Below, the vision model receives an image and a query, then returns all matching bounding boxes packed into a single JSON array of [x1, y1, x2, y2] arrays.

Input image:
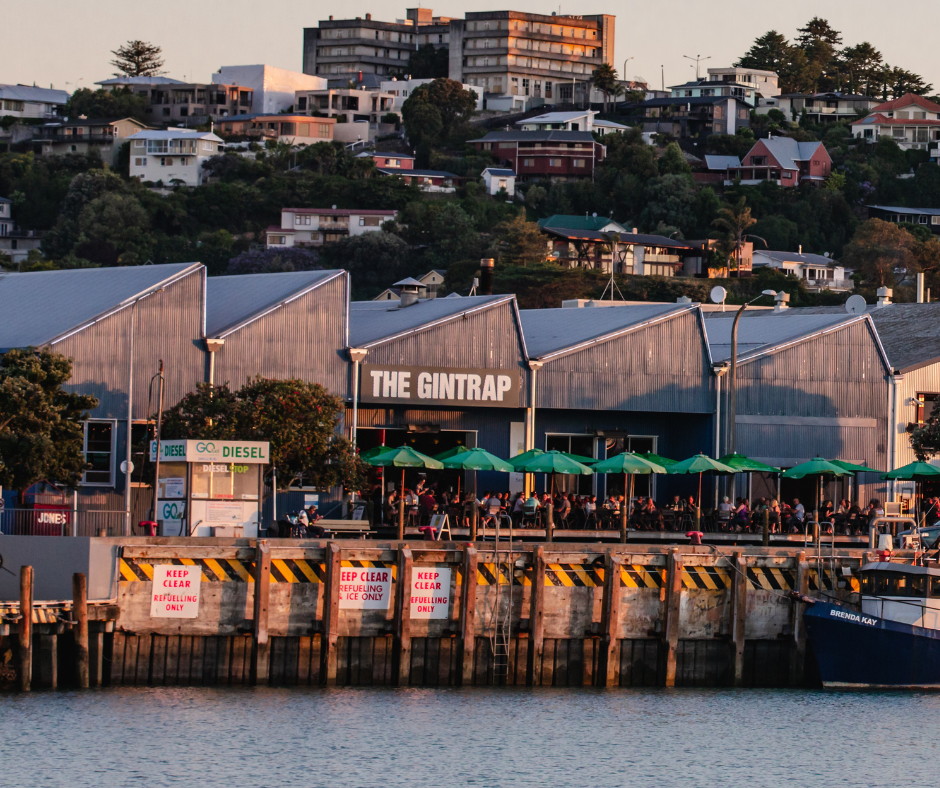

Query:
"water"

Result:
[[2, 687, 939, 787]]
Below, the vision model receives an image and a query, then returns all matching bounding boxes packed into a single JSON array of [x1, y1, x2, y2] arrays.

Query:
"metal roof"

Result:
[[704, 313, 860, 363], [348, 295, 511, 348], [470, 130, 598, 143], [0, 263, 201, 350], [205, 270, 344, 338], [0, 196, 10, 204], [483, 168, 516, 176], [868, 205, 940, 216], [377, 168, 458, 178], [96, 76, 186, 86], [704, 154, 741, 170], [126, 129, 223, 142], [750, 137, 825, 171], [867, 303, 940, 371], [521, 303, 692, 359], [753, 250, 837, 267], [538, 215, 626, 232], [540, 226, 695, 250], [515, 111, 593, 124], [0, 84, 69, 104]]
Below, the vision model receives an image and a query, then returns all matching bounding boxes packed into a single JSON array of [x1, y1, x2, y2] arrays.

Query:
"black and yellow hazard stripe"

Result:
[[746, 566, 796, 591], [0, 603, 68, 625], [118, 557, 393, 584], [682, 565, 732, 590], [620, 565, 665, 589]]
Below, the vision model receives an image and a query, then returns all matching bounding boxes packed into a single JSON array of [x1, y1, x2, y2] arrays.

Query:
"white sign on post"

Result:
[[410, 567, 451, 619], [150, 565, 201, 618], [338, 566, 392, 609]]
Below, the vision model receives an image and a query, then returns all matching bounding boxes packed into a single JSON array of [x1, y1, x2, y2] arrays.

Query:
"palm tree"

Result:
[[591, 63, 619, 113], [712, 197, 757, 275]]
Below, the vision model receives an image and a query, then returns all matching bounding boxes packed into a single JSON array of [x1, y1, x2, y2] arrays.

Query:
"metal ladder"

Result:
[[490, 514, 515, 678]]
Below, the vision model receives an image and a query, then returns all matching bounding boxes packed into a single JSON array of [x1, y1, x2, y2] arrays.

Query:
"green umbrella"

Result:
[[359, 445, 390, 460], [883, 462, 940, 525], [829, 460, 880, 474], [509, 448, 545, 471], [636, 451, 678, 467], [668, 454, 737, 508], [363, 446, 443, 539], [593, 452, 667, 541], [432, 445, 471, 462], [719, 453, 781, 473], [514, 450, 593, 501], [441, 447, 514, 473], [561, 451, 598, 465], [782, 458, 852, 517]]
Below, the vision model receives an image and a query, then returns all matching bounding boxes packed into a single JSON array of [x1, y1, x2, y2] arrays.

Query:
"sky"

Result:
[[6, 0, 940, 93]]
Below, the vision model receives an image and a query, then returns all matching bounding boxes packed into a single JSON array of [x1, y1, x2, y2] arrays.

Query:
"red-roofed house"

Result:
[[726, 136, 831, 187], [851, 93, 940, 151], [266, 208, 398, 249]]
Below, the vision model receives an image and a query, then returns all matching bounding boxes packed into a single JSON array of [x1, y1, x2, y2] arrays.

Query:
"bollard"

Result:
[[73, 573, 89, 689], [545, 503, 554, 542], [762, 508, 770, 547], [619, 504, 628, 544], [470, 504, 478, 541], [19, 566, 33, 692], [97, 527, 107, 538]]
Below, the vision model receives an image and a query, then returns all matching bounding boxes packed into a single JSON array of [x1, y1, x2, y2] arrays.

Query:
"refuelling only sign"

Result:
[[150, 565, 202, 618], [411, 567, 451, 619], [339, 566, 392, 609]]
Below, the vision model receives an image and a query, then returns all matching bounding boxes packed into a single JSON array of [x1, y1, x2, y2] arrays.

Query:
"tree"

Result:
[[841, 218, 915, 286], [735, 31, 794, 75], [658, 142, 691, 176], [401, 79, 476, 145], [226, 247, 321, 274], [639, 174, 697, 232], [401, 99, 443, 150], [161, 379, 365, 491], [712, 197, 757, 274], [408, 45, 449, 79], [64, 86, 150, 122], [319, 231, 410, 298], [591, 63, 618, 113], [74, 192, 153, 265], [110, 40, 165, 77], [0, 348, 98, 495], [490, 215, 546, 267], [839, 42, 884, 96]]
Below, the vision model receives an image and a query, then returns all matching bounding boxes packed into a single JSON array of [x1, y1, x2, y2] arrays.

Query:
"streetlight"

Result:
[[683, 54, 711, 80], [623, 56, 634, 82], [728, 290, 778, 456]]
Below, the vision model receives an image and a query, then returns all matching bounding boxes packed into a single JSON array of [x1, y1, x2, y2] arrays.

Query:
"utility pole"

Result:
[[150, 361, 165, 523], [729, 291, 777, 455], [683, 54, 712, 80]]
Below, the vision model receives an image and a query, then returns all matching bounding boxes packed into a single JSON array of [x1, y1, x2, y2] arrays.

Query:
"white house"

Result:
[[213, 65, 327, 114], [852, 93, 940, 152], [0, 84, 68, 119], [752, 249, 852, 292], [379, 77, 483, 113], [516, 110, 596, 132], [266, 207, 398, 249], [126, 129, 223, 187], [0, 196, 42, 266], [482, 167, 515, 197]]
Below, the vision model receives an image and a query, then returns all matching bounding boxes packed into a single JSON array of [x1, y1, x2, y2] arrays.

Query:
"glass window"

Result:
[[931, 577, 940, 597], [83, 421, 114, 485], [191, 462, 259, 501]]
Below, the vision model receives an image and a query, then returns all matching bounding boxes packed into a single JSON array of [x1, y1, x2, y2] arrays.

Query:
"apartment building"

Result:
[[96, 76, 254, 123], [31, 117, 149, 165], [0, 196, 42, 265], [212, 65, 326, 113], [706, 67, 780, 98], [0, 84, 68, 119], [266, 208, 398, 248], [216, 114, 335, 144], [470, 129, 605, 182], [127, 129, 223, 187], [295, 87, 396, 123]]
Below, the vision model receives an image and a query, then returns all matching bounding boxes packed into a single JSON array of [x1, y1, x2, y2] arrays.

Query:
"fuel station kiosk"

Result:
[[151, 440, 270, 537]]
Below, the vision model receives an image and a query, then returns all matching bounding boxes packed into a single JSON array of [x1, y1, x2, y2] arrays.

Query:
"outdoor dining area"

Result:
[[356, 443, 907, 542]]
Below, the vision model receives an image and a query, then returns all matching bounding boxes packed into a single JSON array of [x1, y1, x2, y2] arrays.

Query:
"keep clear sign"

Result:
[[150, 564, 202, 618], [411, 567, 452, 619], [339, 566, 392, 609]]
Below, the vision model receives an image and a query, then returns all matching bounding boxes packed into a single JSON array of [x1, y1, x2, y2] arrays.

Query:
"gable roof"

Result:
[[745, 137, 826, 171], [516, 111, 593, 125], [0, 263, 202, 350], [537, 214, 625, 232], [855, 112, 940, 126], [520, 303, 695, 360], [868, 205, 940, 217], [753, 250, 837, 267], [0, 84, 69, 104], [205, 270, 345, 338], [483, 168, 516, 177], [349, 295, 512, 348], [126, 129, 223, 142], [871, 93, 940, 114], [704, 154, 741, 171]]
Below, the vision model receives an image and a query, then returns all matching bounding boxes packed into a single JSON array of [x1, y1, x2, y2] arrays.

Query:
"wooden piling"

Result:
[[398, 499, 405, 541], [545, 505, 554, 542], [458, 546, 478, 686], [393, 547, 414, 686], [619, 507, 628, 544], [599, 552, 622, 687], [18, 565, 33, 692], [73, 573, 89, 689], [663, 548, 682, 688], [526, 545, 546, 686], [730, 550, 747, 687], [39, 635, 58, 689], [469, 505, 478, 542], [249, 540, 271, 685], [762, 509, 770, 546], [790, 551, 810, 686], [322, 543, 342, 686]]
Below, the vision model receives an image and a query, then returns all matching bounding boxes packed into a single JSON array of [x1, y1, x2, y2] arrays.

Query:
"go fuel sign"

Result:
[[151, 440, 270, 464]]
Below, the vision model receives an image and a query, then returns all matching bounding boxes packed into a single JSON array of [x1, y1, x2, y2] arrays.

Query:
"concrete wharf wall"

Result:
[[0, 539, 872, 691]]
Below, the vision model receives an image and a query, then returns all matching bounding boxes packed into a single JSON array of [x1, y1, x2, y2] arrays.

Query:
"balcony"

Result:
[[643, 253, 681, 264], [804, 278, 853, 292]]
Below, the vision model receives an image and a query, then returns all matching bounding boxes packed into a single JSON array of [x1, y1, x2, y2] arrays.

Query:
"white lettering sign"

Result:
[[362, 365, 519, 408], [410, 567, 451, 619], [150, 565, 201, 618], [339, 567, 392, 609], [158, 440, 270, 463]]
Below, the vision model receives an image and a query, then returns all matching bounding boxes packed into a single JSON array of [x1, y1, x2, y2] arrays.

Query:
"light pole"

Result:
[[622, 56, 634, 83], [728, 290, 778, 456], [683, 54, 711, 80]]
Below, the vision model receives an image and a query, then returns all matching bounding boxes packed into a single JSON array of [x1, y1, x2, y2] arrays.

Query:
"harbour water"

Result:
[[2, 687, 940, 787]]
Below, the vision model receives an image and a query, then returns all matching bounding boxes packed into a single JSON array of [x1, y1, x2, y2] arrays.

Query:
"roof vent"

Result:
[[877, 286, 893, 308], [676, 296, 692, 304], [394, 277, 424, 308], [774, 291, 790, 312]]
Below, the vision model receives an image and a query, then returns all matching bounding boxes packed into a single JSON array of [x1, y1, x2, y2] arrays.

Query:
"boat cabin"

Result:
[[859, 562, 940, 629]]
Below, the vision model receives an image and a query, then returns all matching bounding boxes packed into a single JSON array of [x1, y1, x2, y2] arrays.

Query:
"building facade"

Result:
[[0, 84, 68, 119], [728, 137, 831, 187], [212, 65, 327, 114], [470, 130, 605, 182], [752, 250, 851, 292], [295, 87, 396, 123], [96, 76, 254, 124], [31, 117, 149, 165], [266, 208, 398, 249], [127, 130, 223, 187], [215, 114, 335, 145], [0, 196, 42, 265], [852, 93, 940, 151]]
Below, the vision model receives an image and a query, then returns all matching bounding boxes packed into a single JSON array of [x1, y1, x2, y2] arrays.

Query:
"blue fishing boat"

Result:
[[804, 561, 940, 689]]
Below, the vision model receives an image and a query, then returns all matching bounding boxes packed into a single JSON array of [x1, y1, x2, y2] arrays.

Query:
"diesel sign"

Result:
[[361, 364, 521, 408]]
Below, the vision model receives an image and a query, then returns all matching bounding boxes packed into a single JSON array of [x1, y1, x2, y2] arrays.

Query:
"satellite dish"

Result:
[[845, 294, 867, 315], [592, 212, 597, 218], [709, 285, 727, 304]]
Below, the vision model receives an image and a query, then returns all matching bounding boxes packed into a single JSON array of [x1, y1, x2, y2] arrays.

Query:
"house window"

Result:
[[160, 157, 173, 166], [893, 128, 905, 138], [523, 158, 535, 166], [298, 97, 307, 110], [82, 421, 115, 486], [738, 108, 748, 119], [134, 140, 145, 148], [573, 159, 585, 167], [270, 235, 287, 245], [782, 172, 793, 180], [750, 155, 767, 165], [359, 216, 382, 226], [916, 394, 940, 424], [147, 140, 169, 154], [932, 217, 940, 225]]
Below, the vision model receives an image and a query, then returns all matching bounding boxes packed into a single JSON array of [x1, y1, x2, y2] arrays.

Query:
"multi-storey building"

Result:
[[470, 129, 605, 182], [212, 65, 326, 113], [0, 195, 42, 266], [295, 87, 396, 123], [706, 66, 779, 97], [266, 208, 398, 249], [852, 93, 940, 151], [215, 114, 335, 145], [0, 84, 68, 119], [126, 129, 223, 187], [96, 76, 254, 124], [31, 117, 149, 165]]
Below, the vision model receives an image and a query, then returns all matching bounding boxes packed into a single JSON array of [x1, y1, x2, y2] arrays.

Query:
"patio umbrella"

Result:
[[364, 446, 443, 539], [592, 452, 667, 541], [883, 461, 940, 525], [636, 452, 678, 468], [441, 447, 514, 473], [782, 458, 853, 516], [509, 448, 545, 471], [514, 451, 593, 539], [668, 454, 737, 508], [359, 445, 390, 461], [560, 451, 598, 465], [432, 445, 471, 462], [829, 460, 880, 474], [718, 453, 780, 473]]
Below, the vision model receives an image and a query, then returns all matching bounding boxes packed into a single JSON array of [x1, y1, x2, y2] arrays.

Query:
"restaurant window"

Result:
[[915, 393, 940, 423], [82, 421, 115, 486], [546, 434, 596, 494]]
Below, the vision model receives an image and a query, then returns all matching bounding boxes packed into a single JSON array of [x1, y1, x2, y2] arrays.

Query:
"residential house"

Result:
[[215, 114, 335, 144], [766, 92, 876, 123], [752, 249, 852, 292], [0, 84, 68, 119], [266, 207, 398, 249], [470, 130, 605, 182], [31, 117, 149, 165], [373, 269, 449, 301], [537, 214, 628, 233], [295, 87, 396, 123], [727, 136, 831, 187], [706, 66, 779, 97], [354, 151, 415, 169], [127, 129, 223, 187], [539, 225, 698, 276], [867, 205, 940, 234], [697, 154, 741, 185], [668, 78, 758, 105], [482, 167, 516, 196], [0, 196, 42, 266], [516, 110, 596, 131], [212, 65, 326, 113], [380, 77, 482, 112], [96, 76, 254, 124], [629, 96, 752, 140], [376, 168, 458, 192], [851, 93, 940, 151]]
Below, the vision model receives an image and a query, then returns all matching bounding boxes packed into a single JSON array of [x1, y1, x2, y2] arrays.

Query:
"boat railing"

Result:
[[862, 594, 940, 628], [868, 517, 917, 548]]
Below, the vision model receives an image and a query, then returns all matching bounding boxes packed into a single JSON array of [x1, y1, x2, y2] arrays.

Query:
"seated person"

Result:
[[787, 499, 805, 533], [717, 497, 735, 529]]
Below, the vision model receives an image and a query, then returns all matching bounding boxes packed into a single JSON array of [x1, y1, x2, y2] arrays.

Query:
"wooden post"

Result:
[[619, 502, 628, 544], [18, 565, 33, 692], [599, 552, 622, 687], [470, 503, 478, 542], [694, 506, 701, 532], [526, 545, 546, 686], [393, 547, 414, 686], [73, 573, 89, 689], [762, 508, 770, 546], [39, 635, 58, 690], [790, 551, 810, 687], [322, 543, 342, 686], [730, 550, 747, 687], [398, 498, 405, 541], [545, 503, 554, 542], [662, 548, 682, 688], [458, 546, 478, 686], [249, 540, 271, 685]]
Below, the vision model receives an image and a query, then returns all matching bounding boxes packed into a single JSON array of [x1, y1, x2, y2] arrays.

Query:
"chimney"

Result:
[[479, 259, 494, 295], [676, 296, 692, 304], [398, 287, 420, 307], [917, 272, 925, 303], [877, 286, 893, 308], [774, 291, 790, 312], [632, 227, 638, 234], [366, 12, 372, 20]]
